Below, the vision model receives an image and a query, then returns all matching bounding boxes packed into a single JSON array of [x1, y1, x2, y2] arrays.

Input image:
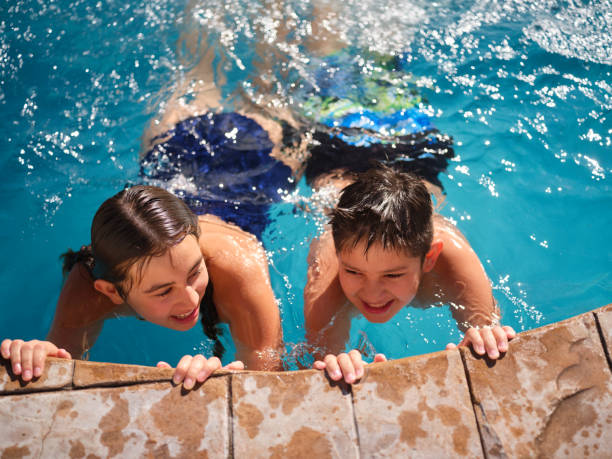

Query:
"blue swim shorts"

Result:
[[140, 112, 295, 239]]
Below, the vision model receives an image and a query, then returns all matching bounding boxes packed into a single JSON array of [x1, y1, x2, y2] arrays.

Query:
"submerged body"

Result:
[[138, 45, 513, 381]]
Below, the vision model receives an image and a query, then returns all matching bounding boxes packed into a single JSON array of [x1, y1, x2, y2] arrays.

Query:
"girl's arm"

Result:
[[46, 263, 115, 357], [1, 263, 114, 381], [207, 236, 284, 371]]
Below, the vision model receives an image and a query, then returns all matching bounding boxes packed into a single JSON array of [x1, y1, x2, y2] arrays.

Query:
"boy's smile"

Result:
[[337, 241, 433, 323], [361, 299, 394, 316]]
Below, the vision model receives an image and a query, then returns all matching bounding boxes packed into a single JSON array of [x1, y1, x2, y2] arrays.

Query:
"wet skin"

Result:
[[337, 240, 433, 324], [120, 235, 209, 332]]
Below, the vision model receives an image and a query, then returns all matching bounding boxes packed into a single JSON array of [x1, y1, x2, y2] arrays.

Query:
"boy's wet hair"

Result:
[[330, 164, 434, 259]]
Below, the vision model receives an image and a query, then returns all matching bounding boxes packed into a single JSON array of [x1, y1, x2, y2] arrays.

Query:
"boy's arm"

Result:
[[432, 217, 498, 328], [304, 232, 381, 384], [432, 217, 516, 357], [308, 301, 356, 361], [304, 230, 352, 358]]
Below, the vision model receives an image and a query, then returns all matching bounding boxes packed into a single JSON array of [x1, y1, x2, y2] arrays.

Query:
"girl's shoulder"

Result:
[[56, 263, 120, 328], [198, 215, 260, 244], [198, 215, 267, 270]]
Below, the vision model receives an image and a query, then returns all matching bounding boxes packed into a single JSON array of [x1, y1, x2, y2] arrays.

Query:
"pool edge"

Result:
[[1, 303, 611, 456]]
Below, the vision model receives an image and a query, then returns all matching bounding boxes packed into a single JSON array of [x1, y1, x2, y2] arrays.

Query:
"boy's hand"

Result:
[[1, 339, 72, 382], [313, 350, 387, 384], [156, 355, 244, 390], [446, 325, 516, 359]]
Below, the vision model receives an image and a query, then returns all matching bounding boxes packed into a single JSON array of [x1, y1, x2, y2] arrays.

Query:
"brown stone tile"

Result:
[[0, 377, 229, 457], [594, 303, 612, 314], [463, 312, 612, 458], [352, 350, 483, 457], [73, 360, 175, 387], [0, 357, 73, 394], [595, 303, 612, 359], [232, 369, 359, 458]]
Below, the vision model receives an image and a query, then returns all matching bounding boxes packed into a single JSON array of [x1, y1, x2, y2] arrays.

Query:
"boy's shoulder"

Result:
[[423, 214, 492, 307], [432, 215, 471, 254]]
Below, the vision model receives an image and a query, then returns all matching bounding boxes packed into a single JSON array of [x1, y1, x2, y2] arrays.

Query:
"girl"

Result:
[[1, 185, 283, 389]]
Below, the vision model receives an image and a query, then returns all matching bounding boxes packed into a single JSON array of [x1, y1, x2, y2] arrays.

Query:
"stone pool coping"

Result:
[[1, 303, 611, 458]]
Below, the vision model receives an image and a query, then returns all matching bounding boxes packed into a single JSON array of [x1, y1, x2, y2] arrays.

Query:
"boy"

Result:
[[304, 165, 515, 383]]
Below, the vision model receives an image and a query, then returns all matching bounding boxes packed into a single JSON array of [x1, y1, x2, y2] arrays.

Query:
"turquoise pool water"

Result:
[[1, 0, 610, 367]]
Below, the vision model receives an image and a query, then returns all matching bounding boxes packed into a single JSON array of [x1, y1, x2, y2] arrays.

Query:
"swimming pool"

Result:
[[1, 0, 610, 367]]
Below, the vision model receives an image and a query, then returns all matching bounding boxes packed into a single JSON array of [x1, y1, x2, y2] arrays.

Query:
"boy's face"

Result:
[[337, 241, 425, 323]]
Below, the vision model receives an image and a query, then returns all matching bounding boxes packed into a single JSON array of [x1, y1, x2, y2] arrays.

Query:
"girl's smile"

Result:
[[125, 235, 209, 331], [171, 304, 200, 323]]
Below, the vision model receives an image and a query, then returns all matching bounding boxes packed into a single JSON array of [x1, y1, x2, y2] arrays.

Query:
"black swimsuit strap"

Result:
[[200, 281, 225, 359]]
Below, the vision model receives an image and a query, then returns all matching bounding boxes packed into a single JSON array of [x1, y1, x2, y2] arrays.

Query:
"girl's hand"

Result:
[[0, 339, 72, 381], [313, 350, 387, 384], [446, 325, 516, 359], [156, 355, 244, 390]]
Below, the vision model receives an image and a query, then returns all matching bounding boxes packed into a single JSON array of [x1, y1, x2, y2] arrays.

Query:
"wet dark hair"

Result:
[[61, 185, 200, 297], [330, 164, 434, 260]]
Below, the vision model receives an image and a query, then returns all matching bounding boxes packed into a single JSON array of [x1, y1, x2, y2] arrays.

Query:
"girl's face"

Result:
[[337, 241, 428, 323], [125, 235, 208, 331]]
